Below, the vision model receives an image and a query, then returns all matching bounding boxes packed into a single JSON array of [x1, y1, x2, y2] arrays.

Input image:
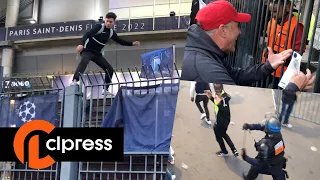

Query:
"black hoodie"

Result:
[[181, 24, 276, 86], [282, 82, 299, 104]]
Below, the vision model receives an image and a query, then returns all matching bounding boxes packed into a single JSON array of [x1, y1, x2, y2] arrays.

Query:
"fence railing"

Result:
[[274, 89, 320, 125], [229, 0, 320, 92], [0, 74, 64, 180], [0, 64, 180, 180]]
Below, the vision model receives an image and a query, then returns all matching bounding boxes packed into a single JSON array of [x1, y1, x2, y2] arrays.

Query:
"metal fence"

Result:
[[0, 75, 64, 180], [228, 0, 320, 92], [0, 64, 180, 180], [274, 88, 320, 124]]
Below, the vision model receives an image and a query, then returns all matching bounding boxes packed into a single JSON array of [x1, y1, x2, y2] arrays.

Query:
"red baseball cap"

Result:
[[195, 0, 251, 31]]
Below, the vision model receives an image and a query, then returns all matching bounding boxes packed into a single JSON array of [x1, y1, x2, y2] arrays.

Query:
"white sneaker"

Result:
[[168, 157, 175, 165], [16, 93, 27, 97], [200, 113, 206, 120], [205, 118, 212, 125], [101, 90, 114, 97], [216, 151, 228, 157], [282, 123, 292, 128], [70, 80, 79, 86], [172, 175, 176, 180], [170, 146, 175, 156]]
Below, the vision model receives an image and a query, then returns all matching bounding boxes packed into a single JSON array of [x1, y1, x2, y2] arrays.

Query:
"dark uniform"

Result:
[[242, 117, 288, 180]]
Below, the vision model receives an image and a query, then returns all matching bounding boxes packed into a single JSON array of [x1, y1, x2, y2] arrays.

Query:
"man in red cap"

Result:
[[181, 0, 293, 86]]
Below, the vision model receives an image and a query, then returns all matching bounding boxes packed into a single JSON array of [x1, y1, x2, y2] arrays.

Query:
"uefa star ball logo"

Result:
[[18, 101, 36, 123]]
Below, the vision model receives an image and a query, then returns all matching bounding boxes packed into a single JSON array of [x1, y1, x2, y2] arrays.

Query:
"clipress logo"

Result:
[[9, 120, 124, 169], [13, 120, 56, 169], [45, 136, 112, 153]]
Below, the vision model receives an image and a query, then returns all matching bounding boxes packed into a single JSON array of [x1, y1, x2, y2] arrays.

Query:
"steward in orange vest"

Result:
[[262, 0, 305, 81]]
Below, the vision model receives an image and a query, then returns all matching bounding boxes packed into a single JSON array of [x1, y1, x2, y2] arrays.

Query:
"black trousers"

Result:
[[213, 124, 236, 154], [73, 51, 114, 90], [195, 95, 209, 118], [244, 156, 285, 180]]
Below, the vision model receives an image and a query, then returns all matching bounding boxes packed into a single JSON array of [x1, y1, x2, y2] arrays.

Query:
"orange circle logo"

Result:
[[13, 120, 56, 169]]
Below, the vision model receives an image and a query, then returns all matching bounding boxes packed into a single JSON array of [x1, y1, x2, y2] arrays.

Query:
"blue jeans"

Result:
[[279, 103, 294, 124], [166, 169, 173, 180]]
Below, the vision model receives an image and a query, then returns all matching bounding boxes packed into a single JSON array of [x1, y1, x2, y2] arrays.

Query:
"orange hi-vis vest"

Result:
[[262, 16, 298, 78]]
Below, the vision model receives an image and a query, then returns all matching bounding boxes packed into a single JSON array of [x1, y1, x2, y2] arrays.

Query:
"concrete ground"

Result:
[[168, 81, 320, 180]]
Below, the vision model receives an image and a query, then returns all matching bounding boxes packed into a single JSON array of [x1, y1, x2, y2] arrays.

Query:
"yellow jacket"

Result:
[[293, 12, 315, 41]]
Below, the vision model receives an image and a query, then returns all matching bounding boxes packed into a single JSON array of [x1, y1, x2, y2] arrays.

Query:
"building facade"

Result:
[[0, 0, 192, 76]]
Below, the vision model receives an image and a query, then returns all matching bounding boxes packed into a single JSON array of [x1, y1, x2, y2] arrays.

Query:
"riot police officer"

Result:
[[241, 117, 288, 180]]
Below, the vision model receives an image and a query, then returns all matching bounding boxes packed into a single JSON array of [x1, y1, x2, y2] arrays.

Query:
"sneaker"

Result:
[[168, 157, 175, 165], [233, 149, 239, 157], [70, 80, 79, 86], [170, 146, 175, 156], [205, 118, 212, 125], [200, 113, 206, 120], [16, 93, 28, 97], [101, 90, 114, 97], [282, 123, 292, 128], [216, 151, 228, 157], [172, 175, 176, 180]]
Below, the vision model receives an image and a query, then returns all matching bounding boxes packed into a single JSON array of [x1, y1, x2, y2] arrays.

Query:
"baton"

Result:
[[243, 130, 252, 149], [76, 53, 80, 62], [242, 130, 247, 149]]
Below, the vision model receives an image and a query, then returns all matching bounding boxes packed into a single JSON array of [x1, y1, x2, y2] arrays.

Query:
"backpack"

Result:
[[94, 23, 113, 56], [94, 23, 113, 40]]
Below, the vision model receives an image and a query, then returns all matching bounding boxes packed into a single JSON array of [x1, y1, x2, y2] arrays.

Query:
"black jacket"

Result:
[[210, 93, 231, 127], [282, 83, 299, 104], [190, 0, 199, 25], [246, 123, 286, 168], [81, 23, 133, 55], [181, 24, 276, 85], [195, 82, 211, 94]]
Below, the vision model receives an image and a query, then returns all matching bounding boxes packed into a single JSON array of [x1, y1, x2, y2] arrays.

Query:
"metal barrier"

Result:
[[0, 64, 180, 180], [0, 74, 65, 180], [75, 65, 180, 180], [275, 89, 320, 124]]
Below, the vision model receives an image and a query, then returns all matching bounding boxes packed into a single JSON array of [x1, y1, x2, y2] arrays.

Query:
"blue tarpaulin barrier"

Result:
[[101, 83, 179, 153]]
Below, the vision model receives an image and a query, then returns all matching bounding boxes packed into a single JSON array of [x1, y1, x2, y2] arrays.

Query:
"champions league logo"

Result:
[[18, 101, 36, 123]]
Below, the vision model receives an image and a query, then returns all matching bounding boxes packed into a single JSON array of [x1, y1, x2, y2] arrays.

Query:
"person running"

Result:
[[205, 84, 239, 157], [190, 81, 213, 125], [72, 12, 141, 95]]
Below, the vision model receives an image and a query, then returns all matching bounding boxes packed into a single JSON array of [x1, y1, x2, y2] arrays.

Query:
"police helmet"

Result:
[[264, 117, 281, 134]]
